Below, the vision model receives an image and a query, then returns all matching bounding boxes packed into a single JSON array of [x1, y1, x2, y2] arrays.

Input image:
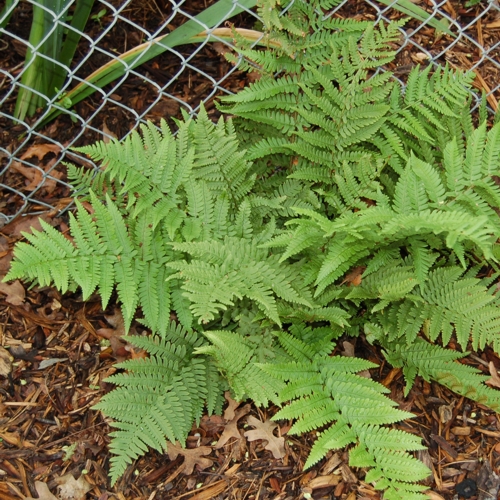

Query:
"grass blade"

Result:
[[379, 0, 453, 36], [38, 0, 258, 126], [14, 2, 47, 120], [52, 0, 95, 91], [0, 0, 17, 31], [14, 0, 76, 120]]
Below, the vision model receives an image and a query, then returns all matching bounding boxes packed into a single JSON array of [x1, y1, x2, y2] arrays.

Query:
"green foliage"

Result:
[[260, 327, 430, 500], [5, 2, 500, 498], [93, 323, 226, 484], [10, 0, 96, 121]]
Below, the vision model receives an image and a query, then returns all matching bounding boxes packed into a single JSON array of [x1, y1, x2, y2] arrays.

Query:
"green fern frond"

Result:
[[261, 326, 428, 490], [197, 329, 284, 406], [167, 237, 312, 325], [93, 323, 224, 485], [384, 338, 500, 411]]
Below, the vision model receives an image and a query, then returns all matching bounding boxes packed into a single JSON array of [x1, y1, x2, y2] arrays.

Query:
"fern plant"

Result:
[[5, 1, 500, 498]]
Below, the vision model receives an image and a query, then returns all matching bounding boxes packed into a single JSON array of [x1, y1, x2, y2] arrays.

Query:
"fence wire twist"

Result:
[[1, 0, 500, 227]]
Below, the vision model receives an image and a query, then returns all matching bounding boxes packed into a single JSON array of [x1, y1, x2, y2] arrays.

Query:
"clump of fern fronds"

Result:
[[5, 2, 500, 498]]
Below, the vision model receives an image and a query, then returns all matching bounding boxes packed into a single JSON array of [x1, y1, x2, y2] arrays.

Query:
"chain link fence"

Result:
[[1, 0, 500, 227]]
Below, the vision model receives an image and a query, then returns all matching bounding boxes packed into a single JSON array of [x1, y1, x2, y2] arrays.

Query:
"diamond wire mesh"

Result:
[[1, 0, 499, 228]]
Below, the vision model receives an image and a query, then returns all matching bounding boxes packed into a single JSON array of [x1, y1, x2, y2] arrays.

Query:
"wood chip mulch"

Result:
[[2, 1, 500, 499]]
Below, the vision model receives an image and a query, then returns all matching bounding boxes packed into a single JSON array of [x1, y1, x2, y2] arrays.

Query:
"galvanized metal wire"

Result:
[[1, 0, 499, 226]]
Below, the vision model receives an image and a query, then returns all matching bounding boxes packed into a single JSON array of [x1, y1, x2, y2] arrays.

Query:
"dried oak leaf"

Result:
[[223, 391, 241, 421], [486, 361, 500, 389], [11, 144, 62, 194], [0, 346, 13, 378], [215, 403, 251, 449], [55, 473, 92, 500], [0, 278, 25, 305], [199, 414, 225, 437], [25, 482, 58, 500], [167, 441, 213, 475], [244, 415, 286, 459]]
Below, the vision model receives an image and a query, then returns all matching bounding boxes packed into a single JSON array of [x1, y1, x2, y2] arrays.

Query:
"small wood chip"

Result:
[[451, 426, 471, 436], [475, 427, 500, 438], [307, 474, 342, 490], [0, 346, 13, 378]]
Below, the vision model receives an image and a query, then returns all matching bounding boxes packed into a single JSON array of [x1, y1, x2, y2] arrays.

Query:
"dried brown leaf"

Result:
[[341, 341, 371, 378], [486, 361, 500, 389], [0, 346, 13, 378], [0, 237, 12, 275], [55, 473, 92, 500], [214, 404, 251, 449], [223, 391, 241, 421], [243, 415, 286, 459], [20, 144, 61, 161], [25, 482, 58, 500], [96, 308, 130, 361], [2, 213, 54, 238], [340, 266, 365, 286], [102, 120, 118, 144], [438, 401, 454, 424], [199, 414, 225, 437], [10, 162, 42, 190], [167, 441, 213, 475], [0, 278, 25, 305], [341, 341, 355, 357], [11, 144, 62, 194]]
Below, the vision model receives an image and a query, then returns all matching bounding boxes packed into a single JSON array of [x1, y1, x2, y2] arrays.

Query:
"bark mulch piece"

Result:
[[2, 1, 500, 499]]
